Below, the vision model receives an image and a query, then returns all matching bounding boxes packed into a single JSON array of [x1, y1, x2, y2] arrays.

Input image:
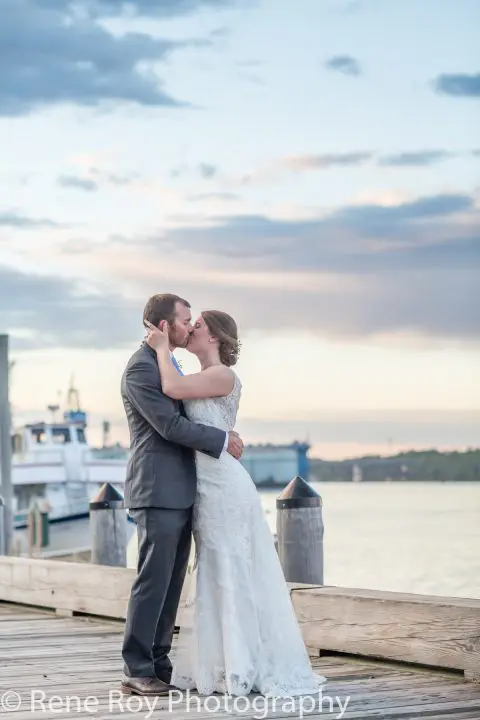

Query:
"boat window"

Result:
[[52, 427, 71, 444], [77, 428, 87, 444], [32, 429, 47, 444]]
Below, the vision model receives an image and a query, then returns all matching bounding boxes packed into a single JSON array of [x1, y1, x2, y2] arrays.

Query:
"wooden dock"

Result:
[[0, 556, 479, 719], [1, 602, 479, 720]]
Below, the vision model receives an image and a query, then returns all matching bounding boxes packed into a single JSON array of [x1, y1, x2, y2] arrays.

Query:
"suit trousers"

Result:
[[122, 506, 192, 678]]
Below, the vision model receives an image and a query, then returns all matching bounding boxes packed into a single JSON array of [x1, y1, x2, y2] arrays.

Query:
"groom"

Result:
[[120, 293, 244, 696]]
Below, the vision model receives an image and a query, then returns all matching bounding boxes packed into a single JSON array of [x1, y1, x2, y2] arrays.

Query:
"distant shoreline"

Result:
[[309, 477, 480, 483], [255, 478, 480, 490], [309, 449, 480, 484]]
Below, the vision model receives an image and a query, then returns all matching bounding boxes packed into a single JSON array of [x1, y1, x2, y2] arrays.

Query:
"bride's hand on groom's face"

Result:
[[145, 321, 169, 351]]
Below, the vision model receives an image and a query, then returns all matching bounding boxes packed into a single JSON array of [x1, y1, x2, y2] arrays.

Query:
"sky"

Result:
[[1, 0, 479, 459]]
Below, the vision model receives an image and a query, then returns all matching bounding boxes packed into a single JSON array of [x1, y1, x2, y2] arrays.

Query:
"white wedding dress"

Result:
[[172, 371, 326, 697]]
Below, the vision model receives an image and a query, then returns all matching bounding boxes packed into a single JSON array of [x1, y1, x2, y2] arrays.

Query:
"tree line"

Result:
[[310, 449, 480, 482]]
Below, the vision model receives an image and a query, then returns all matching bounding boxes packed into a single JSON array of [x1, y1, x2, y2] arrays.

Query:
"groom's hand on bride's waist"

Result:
[[227, 431, 244, 460]]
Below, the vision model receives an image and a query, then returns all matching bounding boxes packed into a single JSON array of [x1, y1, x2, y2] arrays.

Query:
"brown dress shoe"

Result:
[[120, 675, 173, 696]]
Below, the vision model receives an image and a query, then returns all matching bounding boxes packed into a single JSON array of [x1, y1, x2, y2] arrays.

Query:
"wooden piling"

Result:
[[276, 475, 324, 584], [89, 482, 127, 567]]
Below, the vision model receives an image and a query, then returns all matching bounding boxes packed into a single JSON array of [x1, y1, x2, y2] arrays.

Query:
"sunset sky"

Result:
[[1, 0, 479, 458]]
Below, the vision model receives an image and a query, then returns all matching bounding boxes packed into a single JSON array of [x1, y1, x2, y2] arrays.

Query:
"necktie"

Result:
[[171, 355, 183, 375]]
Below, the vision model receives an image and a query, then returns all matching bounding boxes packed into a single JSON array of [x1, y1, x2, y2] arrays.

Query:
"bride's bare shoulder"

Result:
[[207, 365, 237, 390], [229, 368, 242, 395]]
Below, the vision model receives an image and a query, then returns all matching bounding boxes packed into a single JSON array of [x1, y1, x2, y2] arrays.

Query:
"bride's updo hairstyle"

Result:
[[202, 310, 241, 367]]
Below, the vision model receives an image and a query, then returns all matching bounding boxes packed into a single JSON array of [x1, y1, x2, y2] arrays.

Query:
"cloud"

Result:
[[240, 152, 373, 184], [3, 192, 478, 349], [236, 59, 262, 69], [176, 267, 480, 343], [240, 147, 471, 184], [171, 163, 220, 180], [151, 193, 476, 264], [105, 172, 139, 186], [235, 59, 265, 85], [0, 211, 61, 229], [328, 193, 474, 238], [198, 163, 218, 180], [0, 0, 221, 117], [56, 168, 140, 192], [102, 193, 478, 342], [37, 0, 238, 18], [237, 410, 480, 453], [0, 264, 139, 350], [281, 153, 373, 171], [188, 192, 240, 202], [59, 238, 98, 255], [58, 176, 98, 192], [107, 262, 480, 344], [324, 55, 362, 76], [433, 72, 480, 98], [378, 150, 456, 167]]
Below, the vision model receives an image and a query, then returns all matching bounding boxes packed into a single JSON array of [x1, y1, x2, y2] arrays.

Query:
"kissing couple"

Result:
[[120, 293, 326, 698]]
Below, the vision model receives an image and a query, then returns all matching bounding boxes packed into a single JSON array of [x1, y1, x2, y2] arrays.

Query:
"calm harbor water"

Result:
[[261, 481, 480, 599], [16, 481, 479, 599]]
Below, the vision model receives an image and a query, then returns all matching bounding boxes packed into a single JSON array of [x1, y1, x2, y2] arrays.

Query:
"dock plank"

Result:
[[1, 605, 479, 719]]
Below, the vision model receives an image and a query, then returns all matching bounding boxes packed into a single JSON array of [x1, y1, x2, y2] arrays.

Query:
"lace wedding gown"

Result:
[[172, 371, 326, 697]]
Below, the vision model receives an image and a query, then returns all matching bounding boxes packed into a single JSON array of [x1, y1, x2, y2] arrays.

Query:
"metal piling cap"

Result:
[[276, 475, 322, 509], [89, 482, 124, 510]]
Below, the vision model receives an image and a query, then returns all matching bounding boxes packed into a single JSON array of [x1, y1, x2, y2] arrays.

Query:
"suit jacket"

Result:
[[121, 343, 226, 509]]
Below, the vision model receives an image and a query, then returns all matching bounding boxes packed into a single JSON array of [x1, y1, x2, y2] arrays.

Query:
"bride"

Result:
[[145, 310, 326, 698]]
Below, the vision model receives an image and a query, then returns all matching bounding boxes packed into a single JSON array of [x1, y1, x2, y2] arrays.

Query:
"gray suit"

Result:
[[121, 343, 225, 679]]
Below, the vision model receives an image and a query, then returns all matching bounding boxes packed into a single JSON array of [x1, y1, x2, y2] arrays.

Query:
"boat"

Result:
[[10, 380, 311, 528], [11, 384, 128, 528]]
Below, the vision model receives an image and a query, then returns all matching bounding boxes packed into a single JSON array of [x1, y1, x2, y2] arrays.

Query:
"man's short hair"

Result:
[[143, 293, 191, 328]]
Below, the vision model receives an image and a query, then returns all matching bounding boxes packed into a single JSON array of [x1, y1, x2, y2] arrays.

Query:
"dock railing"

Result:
[[3, 475, 479, 682], [0, 554, 478, 683]]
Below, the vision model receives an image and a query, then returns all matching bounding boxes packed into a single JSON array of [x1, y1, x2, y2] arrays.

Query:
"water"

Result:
[[15, 481, 479, 599], [261, 481, 480, 599]]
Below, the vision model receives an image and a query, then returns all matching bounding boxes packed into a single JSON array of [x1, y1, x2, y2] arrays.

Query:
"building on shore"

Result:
[[239, 442, 310, 488]]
